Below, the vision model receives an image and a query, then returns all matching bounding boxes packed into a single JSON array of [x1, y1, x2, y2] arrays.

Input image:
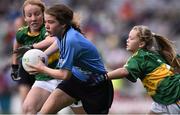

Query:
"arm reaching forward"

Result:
[[107, 67, 129, 80]]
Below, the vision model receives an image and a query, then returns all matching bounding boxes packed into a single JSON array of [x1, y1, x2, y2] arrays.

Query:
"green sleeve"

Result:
[[124, 55, 145, 82], [41, 26, 47, 38], [177, 54, 180, 58], [16, 31, 23, 44], [16, 26, 28, 44]]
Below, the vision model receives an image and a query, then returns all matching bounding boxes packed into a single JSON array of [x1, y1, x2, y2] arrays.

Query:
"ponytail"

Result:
[[70, 13, 83, 34], [153, 34, 180, 68]]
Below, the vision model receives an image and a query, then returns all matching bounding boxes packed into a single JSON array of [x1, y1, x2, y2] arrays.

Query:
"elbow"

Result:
[[57, 69, 71, 80], [61, 75, 71, 80]]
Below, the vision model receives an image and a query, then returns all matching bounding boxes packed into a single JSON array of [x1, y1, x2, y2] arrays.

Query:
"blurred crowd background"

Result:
[[0, 0, 179, 114]]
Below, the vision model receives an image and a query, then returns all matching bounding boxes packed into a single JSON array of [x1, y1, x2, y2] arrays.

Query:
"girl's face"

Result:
[[44, 13, 65, 37], [126, 29, 144, 53], [24, 4, 44, 32]]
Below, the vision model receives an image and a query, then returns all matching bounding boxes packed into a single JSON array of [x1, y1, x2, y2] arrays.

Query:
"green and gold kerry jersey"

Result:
[[16, 25, 59, 81], [16, 25, 46, 45], [124, 48, 180, 105]]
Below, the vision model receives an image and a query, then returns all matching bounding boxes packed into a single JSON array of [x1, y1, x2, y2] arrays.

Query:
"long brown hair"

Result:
[[45, 4, 82, 33], [133, 25, 180, 68]]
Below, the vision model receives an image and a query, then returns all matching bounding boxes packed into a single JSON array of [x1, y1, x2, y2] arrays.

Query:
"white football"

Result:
[[22, 49, 48, 73]]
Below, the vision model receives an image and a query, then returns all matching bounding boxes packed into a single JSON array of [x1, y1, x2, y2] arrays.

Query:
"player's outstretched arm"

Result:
[[107, 67, 129, 80]]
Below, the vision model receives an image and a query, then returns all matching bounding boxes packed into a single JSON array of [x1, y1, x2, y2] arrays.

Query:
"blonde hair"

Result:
[[22, 0, 45, 16], [133, 25, 180, 68]]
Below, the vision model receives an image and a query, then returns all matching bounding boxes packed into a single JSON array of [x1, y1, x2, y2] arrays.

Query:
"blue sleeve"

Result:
[[59, 38, 76, 71]]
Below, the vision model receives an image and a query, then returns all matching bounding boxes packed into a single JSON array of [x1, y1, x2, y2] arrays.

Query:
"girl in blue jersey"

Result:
[[28, 4, 114, 114]]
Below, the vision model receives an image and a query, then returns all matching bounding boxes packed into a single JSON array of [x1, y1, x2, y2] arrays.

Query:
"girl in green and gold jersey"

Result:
[[11, 0, 59, 113], [108, 25, 180, 114]]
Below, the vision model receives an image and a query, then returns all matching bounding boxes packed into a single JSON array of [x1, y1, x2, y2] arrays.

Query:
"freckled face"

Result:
[[24, 4, 44, 32], [126, 29, 141, 53]]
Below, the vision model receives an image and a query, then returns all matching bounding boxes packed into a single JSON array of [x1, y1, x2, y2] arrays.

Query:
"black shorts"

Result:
[[57, 74, 114, 114], [17, 62, 35, 86]]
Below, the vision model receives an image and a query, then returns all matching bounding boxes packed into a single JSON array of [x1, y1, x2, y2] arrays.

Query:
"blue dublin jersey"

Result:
[[56, 27, 106, 81]]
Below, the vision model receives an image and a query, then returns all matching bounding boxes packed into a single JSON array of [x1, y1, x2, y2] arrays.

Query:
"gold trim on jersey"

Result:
[[27, 31, 40, 37], [142, 63, 174, 96], [177, 100, 180, 104], [48, 51, 60, 64]]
